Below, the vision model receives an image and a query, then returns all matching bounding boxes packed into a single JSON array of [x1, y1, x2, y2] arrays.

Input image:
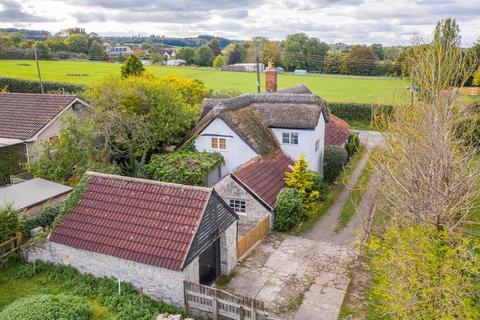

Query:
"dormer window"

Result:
[[282, 132, 299, 145], [211, 137, 226, 150]]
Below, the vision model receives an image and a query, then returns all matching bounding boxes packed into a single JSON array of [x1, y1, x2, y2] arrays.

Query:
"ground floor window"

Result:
[[229, 199, 246, 213]]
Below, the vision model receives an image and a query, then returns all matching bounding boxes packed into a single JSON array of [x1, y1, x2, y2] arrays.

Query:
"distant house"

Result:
[[27, 172, 238, 307], [166, 59, 186, 66], [222, 63, 265, 72], [0, 178, 72, 218], [105, 46, 132, 56], [158, 48, 176, 59], [0, 93, 89, 186]]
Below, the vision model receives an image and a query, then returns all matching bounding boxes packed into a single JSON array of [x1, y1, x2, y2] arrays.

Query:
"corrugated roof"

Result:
[[232, 150, 293, 210], [325, 114, 350, 146], [49, 172, 214, 271], [0, 93, 77, 140]]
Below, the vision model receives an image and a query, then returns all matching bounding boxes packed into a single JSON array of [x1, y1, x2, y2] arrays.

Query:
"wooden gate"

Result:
[[0, 236, 19, 260], [184, 281, 267, 320], [237, 217, 270, 260]]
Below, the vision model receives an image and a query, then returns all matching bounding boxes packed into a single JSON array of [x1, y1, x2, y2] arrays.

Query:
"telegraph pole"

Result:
[[34, 48, 44, 94], [255, 40, 261, 93]]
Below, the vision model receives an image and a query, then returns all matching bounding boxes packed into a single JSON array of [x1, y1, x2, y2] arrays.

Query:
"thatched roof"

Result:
[[277, 84, 314, 95], [187, 85, 327, 155]]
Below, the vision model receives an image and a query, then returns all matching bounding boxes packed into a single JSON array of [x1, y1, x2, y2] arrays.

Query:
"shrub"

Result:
[[345, 133, 360, 159], [323, 145, 348, 183], [274, 188, 303, 232], [0, 77, 85, 94], [21, 205, 60, 238], [15, 261, 178, 319], [0, 204, 19, 242], [328, 103, 393, 123], [284, 154, 319, 209], [0, 294, 92, 320], [145, 150, 223, 186]]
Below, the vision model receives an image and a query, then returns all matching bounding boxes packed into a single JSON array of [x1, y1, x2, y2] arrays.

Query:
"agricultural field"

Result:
[[0, 60, 408, 104]]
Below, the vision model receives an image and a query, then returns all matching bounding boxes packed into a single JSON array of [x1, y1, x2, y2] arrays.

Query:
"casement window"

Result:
[[282, 132, 299, 145], [211, 137, 226, 150], [229, 199, 246, 214], [315, 139, 320, 152]]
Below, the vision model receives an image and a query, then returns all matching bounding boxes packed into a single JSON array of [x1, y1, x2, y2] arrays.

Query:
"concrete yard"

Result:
[[216, 234, 354, 320]]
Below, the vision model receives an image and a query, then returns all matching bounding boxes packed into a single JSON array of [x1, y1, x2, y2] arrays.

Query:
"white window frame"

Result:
[[282, 132, 299, 145], [229, 199, 246, 214], [211, 137, 227, 151], [315, 139, 320, 152]]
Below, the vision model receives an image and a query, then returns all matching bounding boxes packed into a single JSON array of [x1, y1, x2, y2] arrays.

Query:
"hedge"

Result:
[[274, 187, 303, 232], [328, 102, 393, 122], [0, 294, 92, 320], [323, 145, 349, 183], [0, 77, 85, 94]]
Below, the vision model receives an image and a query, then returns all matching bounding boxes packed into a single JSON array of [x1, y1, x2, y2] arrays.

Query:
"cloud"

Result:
[[0, 0, 56, 22]]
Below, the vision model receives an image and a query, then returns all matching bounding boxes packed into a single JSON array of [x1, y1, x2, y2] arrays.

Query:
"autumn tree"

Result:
[[262, 41, 281, 67], [344, 44, 375, 75]]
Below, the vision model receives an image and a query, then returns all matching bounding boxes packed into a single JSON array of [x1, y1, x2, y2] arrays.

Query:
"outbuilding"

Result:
[[27, 172, 238, 307]]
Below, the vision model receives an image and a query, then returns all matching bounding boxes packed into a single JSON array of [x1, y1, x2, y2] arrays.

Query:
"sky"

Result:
[[0, 0, 479, 46]]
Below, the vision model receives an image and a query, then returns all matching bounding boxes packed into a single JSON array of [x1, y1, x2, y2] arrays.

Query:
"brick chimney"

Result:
[[265, 59, 277, 93]]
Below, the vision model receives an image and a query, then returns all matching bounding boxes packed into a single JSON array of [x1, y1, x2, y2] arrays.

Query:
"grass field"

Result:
[[0, 60, 408, 104]]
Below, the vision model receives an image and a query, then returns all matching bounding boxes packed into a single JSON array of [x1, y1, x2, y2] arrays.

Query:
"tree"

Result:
[[8, 32, 25, 44], [88, 40, 104, 61], [344, 44, 376, 75], [323, 145, 348, 183], [121, 54, 145, 78], [194, 46, 214, 66], [370, 43, 384, 60], [176, 47, 195, 64], [324, 53, 345, 74], [281, 33, 329, 72], [213, 55, 226, 70], [44, 36, 66, 52], [65, 33, 88, 53], [208, 39, 222, 57], [227, 45, 241, 65], [34, 41, 51, 59], [0, 204, 19, 243], [284, 154, 319, 210], [29, 117, 118, 186], [262, 41, 281, 67]]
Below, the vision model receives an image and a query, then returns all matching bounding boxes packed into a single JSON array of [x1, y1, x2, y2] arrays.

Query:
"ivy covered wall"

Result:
[[0, 143, 27, 186]]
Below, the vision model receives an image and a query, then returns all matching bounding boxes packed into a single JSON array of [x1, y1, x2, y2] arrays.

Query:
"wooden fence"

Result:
[[0, 236, 19, 260], [184, 281, 267, 320], [237, 217, 270, 260]]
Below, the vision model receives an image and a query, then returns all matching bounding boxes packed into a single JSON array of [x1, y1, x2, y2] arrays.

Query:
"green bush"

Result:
[[21, 206, 60, 238], [323, 145, 348, 183], [145, 150, 223, 186], [0, 294, 92, 320], [274, 188, 303, 232], [328, 102, 393, 122], [15, 261, 178, 319], [0, 78, 85, 94], [0, 204, 19, 242], [345, 133, 360, 159]]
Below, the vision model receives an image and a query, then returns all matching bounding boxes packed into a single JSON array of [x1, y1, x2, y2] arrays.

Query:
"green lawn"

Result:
[[0, 60, 407, 104]]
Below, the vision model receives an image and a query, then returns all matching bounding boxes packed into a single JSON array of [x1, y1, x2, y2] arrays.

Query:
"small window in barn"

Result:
[[211, 137, 226, 150], [229, 199, 246, 214], [315, 139, 320, 152]]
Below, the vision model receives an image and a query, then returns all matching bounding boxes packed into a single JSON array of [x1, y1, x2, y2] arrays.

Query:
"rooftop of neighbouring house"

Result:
[[49, 172, 236, 271], [0, 93, 80, 140], [325, 114, 350, 146], [0, 178, 72, 211], [232, 150, 294, 210]]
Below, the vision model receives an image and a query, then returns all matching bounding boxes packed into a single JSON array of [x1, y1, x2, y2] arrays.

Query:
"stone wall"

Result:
[[220, 222, 237, 275], [26, 241, 199, 308], [214, 175, 273, 235]]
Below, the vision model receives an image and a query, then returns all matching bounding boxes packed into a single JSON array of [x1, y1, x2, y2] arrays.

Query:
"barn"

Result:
[[27, 172, 238, 307]]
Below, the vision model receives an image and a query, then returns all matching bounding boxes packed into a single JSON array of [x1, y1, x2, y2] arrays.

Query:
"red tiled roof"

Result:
[[0, 93, 77, 140], [232, 150, 293, 210], [49, 172, 212, 271], [325, 114, 350, 146]]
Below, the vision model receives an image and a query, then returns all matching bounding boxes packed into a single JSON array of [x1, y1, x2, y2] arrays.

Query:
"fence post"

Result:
[[251, 300, 257, 320], [183, 282, 189, 316], [239, 306, 245, 320]]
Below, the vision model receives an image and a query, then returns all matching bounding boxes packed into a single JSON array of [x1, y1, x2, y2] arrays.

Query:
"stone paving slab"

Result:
[[217, 234, 354, 319]]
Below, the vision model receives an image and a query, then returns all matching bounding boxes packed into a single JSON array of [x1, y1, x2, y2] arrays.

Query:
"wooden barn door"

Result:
[[199, 239, 220, 285]]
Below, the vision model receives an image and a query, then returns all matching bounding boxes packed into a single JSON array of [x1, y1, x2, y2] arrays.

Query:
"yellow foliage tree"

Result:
[[284, 154, 319, 211]]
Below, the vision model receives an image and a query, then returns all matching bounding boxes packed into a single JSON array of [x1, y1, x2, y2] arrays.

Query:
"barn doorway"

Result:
[[199, 239, 221, 285]]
